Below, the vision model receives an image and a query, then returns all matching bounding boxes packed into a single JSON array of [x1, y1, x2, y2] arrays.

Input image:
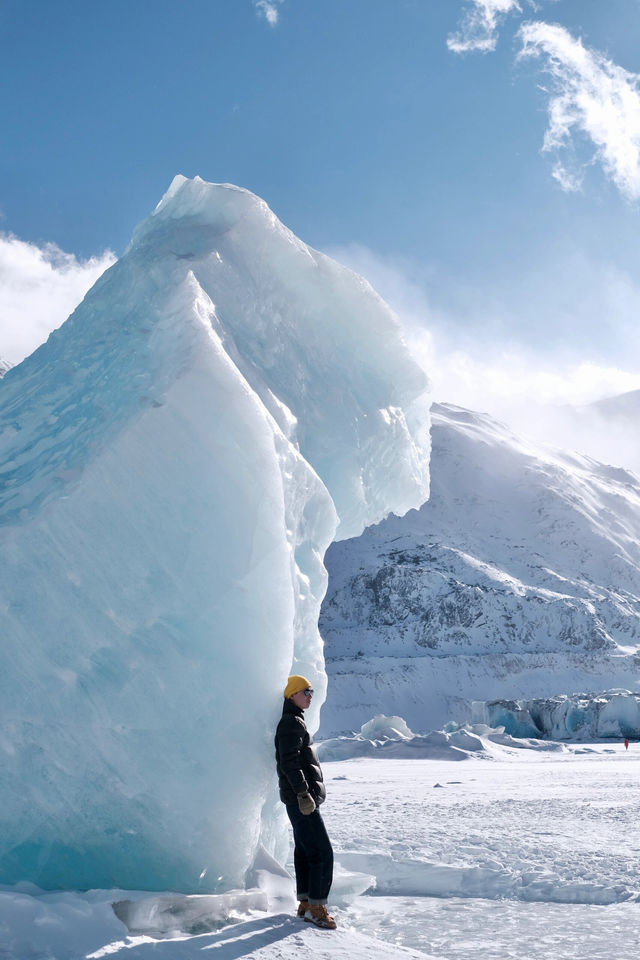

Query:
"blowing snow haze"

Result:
[[0, 176, 430, 892]]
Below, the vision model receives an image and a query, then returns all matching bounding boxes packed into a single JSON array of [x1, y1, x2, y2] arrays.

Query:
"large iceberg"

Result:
[[0, 176, 430, 892]]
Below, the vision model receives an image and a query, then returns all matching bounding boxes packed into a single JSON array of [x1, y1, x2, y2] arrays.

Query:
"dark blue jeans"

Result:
[[286, 803, 334, 905]]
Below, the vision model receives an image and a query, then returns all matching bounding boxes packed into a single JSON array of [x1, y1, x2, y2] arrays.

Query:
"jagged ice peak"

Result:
[[0, 176, 430, 892]]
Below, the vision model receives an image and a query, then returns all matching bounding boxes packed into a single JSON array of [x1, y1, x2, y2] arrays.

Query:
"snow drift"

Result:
[[0, 176, 430, 892], [317, 715, 566, 761], [320, 402, 640, 736]]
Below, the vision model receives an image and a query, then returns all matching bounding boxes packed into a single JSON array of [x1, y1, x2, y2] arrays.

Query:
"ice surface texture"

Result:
[[320, 402, 640, 736], [0, 176, 429, 891]]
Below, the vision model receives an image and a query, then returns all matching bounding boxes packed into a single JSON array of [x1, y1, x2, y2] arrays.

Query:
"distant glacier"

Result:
[[474, 690, 640, 740]]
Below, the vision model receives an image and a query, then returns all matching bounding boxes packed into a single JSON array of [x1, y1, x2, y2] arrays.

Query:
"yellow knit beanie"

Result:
[[284, 674, 312, 699]]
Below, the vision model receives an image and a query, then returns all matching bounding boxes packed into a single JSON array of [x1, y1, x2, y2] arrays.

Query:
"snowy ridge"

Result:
[[0, 356, 12, 377], [0, 176, 429, 893], [320, 402, 640, 736], [549, 388, 640, 478], [588, 387, 640, 421]]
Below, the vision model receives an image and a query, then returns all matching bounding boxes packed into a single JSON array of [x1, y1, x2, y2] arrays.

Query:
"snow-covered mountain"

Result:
[[0, 356, 12, 377], [587, 387, 640, 422], [319, 402, 640, 736], [540, 388, 640, 478], [0, 176, 430, 892]]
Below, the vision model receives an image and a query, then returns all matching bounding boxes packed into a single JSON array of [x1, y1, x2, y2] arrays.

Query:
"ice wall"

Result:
[[474, 692, 640, 740], [0, 177, 429, 892]]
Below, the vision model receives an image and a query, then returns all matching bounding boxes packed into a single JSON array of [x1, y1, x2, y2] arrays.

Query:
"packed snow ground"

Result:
[[2, 745, 639, 959]]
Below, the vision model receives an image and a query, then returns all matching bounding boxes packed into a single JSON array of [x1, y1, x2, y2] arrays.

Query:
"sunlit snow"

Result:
[[3, 747, 640, 959]]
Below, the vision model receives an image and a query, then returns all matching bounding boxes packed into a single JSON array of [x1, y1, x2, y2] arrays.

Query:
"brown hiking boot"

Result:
[[296, 899, 310, 917], [304, 904, 337, 930]]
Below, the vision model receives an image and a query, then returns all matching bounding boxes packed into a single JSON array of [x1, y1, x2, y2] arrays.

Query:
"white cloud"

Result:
[[425, 347, 640, 409], [448, 0, 522, 54], [550, 159, 584, 193], [0, 234, 115, 366], [519, 21, 640, 200], [254, 0, 284, 27]]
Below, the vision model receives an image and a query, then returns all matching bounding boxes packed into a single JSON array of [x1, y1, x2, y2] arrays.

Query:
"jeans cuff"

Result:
[[297, 893, 309, 901], [308, 898, 327, 905]]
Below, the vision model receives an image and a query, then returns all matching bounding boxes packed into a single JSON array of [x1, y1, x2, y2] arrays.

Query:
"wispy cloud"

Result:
[[254, 0, 284, 27], [447, 0, 522, 54], [518, 22, 640, 200], [0, 234, 115, 365]]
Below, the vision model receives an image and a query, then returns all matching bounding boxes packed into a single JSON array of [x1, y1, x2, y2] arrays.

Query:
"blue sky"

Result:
[[2, 0, 640, 412]]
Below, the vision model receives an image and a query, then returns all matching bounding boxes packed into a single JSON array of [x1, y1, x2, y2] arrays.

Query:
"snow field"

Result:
[[326, 751, 640, 906], [0, 887, 429, 960], [348, 896, 640, 960], [2, 749, 640, 958], [324, 749, 640, 957]]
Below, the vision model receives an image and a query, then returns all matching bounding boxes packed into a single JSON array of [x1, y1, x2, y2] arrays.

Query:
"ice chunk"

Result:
[[360, 714, 414, 740], [331, 862, 377, 903], [113, 890, 268, 938], [317, 717, 567, 761], [478, 700, 543, 739], [0, 177, 430, 892]]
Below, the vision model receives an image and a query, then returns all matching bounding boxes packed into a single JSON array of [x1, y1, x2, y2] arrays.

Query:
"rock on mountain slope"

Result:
[[0, 176, 430, 892], [319, 402, 640, 736]]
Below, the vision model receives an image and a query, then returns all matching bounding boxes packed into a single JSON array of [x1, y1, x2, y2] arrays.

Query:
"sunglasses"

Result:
[[302, 688, 314, 696]]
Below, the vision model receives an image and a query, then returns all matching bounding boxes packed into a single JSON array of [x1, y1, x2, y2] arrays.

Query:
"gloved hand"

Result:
[[297, 791, 316, 815]]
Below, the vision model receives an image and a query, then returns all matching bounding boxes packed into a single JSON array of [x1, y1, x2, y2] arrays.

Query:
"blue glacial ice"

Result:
[[0, 176, 430, 892], [473, 691, 640, 740]]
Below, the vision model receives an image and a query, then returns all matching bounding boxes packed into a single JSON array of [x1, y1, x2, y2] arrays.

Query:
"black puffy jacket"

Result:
[[275, 698, 326, 806]]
